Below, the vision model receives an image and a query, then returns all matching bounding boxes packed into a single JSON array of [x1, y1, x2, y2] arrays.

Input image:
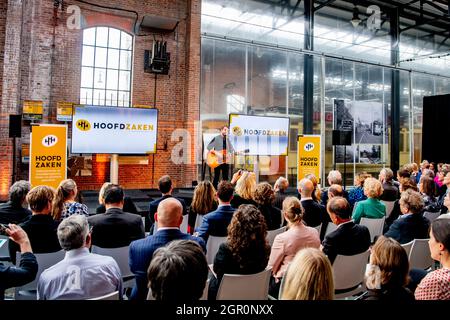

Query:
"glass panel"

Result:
[[80, 67, 94, 88], [106, 69, 119, 90], [106, 90, 118, 106], [119, 71, 130, 90], [93, 89, 105, 106], [107, 49, 120, 69], [81, 45, 95, 67], [399, 71, 411, 166], [120, 50, 132, 70], [118, 91, 130, 107], [80, 88, 93, 105], [83, 28, 96, 46], [96, 27, 108, 47], [94, 68, 106, 89], [95, 47, 107, 68], [121, 32, 132, 50], [108, 28, 121, 49]]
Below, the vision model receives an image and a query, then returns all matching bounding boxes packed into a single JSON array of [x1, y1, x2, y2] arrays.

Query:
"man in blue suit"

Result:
[[129, 197, 205, 300], [195, 181, 235, 243]]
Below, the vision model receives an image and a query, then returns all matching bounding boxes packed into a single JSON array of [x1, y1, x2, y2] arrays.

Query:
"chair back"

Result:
[[324, 222, 338, 237], [381, 200, 395, 218], [216, 268, 272, 300], [360, 217, 386, 243], [91, 245, 133, 280], [88, 291, 119, 300], [409, 239, 433, 270], [401, 240, 414, 257], [333, 250, 370, 298], [180, 214, 189, 234], [314, 224, 322, 235], [0, 235, 9, 262], [15, 250, 65, 300], [423, 211, 440, 224], [206, 236, 227, 264], [194, 214, 204, 230], [266, 226, 287, 247]]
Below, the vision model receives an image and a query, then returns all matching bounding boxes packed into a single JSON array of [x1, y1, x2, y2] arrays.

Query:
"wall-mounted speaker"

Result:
[[9, 114, 22, 138]]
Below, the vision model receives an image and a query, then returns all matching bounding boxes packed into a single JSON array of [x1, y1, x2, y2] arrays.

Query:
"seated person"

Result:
[[147, 240, 208, 301], [209, 205, 270, 300], [384, 180, 418, 233], [0, 180, 32, 225], [321, 197, 371, 264], [298, 178, 327, 228], [195, 181, 235, 242], [230, 170, 257, 208], [88, 184, 144, 248], [352, 178, 386, 224], [273, 177, 289, 210], [253, 182, 282, 230], [188, 181, 217, 234], [348, 172, 370, 207], [37, 215, 122, 300], [379, 168, 400, 201], [96, 182, 139, 215], [321, 170, 349, 206]]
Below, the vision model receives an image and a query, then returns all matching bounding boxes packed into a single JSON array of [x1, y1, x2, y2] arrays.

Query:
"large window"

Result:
[[80, 27, 133, 107]]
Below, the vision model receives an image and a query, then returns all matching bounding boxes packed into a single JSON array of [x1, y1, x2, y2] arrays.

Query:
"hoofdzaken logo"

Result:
[[76, 119, 91, 131], [42, 135, 58, 147], [232, 126, 243, 136], [304, 142, 315, 152]]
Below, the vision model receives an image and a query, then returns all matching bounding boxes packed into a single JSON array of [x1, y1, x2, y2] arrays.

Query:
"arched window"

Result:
[[80, 27, 133, 107]]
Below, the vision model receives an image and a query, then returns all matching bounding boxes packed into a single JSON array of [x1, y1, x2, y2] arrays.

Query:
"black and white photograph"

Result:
[[359, 144, 382, 164], [335, 145, 359, 163]]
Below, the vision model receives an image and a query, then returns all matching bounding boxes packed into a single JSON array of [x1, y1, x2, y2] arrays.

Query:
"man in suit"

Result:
[[298, 178, 327, 228], [207, 126, 235, 189], [273, 177, 289, 210], [321, 197, 371, 264], [147, 175, 188, 233], [379, 168, 399, 201], [88, 184, 144, 248], [321, 170, 349, 206], [0, 180, 32, 225], [129, 197, 205, 300], [195, 181, 235, 243]]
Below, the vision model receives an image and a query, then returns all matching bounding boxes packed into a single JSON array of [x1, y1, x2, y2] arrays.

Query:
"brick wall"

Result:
[[0, 0, 201, 199]]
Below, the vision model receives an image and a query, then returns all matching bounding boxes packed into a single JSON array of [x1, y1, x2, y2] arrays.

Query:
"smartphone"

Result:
[[0, 223, 8, 236]]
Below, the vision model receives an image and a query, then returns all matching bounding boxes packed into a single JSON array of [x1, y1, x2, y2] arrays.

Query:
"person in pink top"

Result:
[[267, 196, 320, 298]]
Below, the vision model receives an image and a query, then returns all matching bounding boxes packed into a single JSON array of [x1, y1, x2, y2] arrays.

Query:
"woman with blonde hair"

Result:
[[188, 181, 217, 233], [280, 248, 334, 300], [361, 236, 414, 300], [52, 179, 89, 221], [230, 170, 257, 208], [268, 197, 320, 297], [348, 172, 371, 207], [352, 177, 386, 224], [95, 182, 138, 215]]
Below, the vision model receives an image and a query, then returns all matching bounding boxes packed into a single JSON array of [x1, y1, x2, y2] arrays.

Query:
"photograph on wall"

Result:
[[359, 144, 382, 164], [335, 145, 359, 163]]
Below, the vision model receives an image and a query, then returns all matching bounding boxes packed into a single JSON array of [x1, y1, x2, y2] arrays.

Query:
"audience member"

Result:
[[188, 181, 217, 233], [96, 182, 139, 215], [419, 176, 440, 212], [321, 197, 370, 264], [352, 178, 386, 224], [305, 174, 321, 204], [147, 240, 208, 301], [37, 215, 122, 300], [209, 205, 270, 300], [88, 184, 144, 248], [0, 180, 32, 225], [280, 248, 334, 300], [267, 197, 320, 297], [52, 179, 89, 221], [415, 219, 450, 300], [348, 172, 370, 207], [0, 224, 38, 300], [328, 184, 344, 198], [384, 189, 430, 244], [253, 182, 282, 230], [321, 170, 348, 206], [147, 175, 188, 233], [195, 181, 236, 242], [129, 197, 205, 300], [361, 236, 414, 301], [384, 180, 418, 232], [379, 168, 400, 201], [9, 186, 60, 262], [398, 167, 414, 186], [437, 171, 450, 212], [298, 178, 328, 228], [230, 171, 257, 208], [273, 177, 289, 210]]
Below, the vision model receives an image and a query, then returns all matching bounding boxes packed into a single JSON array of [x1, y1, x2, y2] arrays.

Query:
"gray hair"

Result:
[[57, 215, 89, 251], [327, 170, 342, 185], [381, 168, 394, 182], [9, 180, 31, 205], [274, 177, 289, 191]]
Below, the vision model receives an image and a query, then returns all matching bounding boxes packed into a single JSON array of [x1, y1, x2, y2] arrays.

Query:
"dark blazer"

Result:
[[321, 189, 349, 206], [257, 204, 282, 230], [209, 242, 269, 300], [273, 191, 287, 210], [384, 213, 430, 244], [129, 228, 205, 300], [230, 194, 257, 209], [147, 195, 188, 232], [96, 196, 139, 215], [0, 201, 32, 225], [0, 252, 38, 300], [196, 205, 235, 242], [322, 221, 371, 264], [380, 182, 400, 201], [88, 207, 145, 248], [300, 199, 328, 228], [361, 287, 415, 301], [9, 214, 61, 262]]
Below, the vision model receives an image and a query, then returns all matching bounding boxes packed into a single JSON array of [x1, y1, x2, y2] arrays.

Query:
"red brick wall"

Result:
[[0, 0, 201, 199]]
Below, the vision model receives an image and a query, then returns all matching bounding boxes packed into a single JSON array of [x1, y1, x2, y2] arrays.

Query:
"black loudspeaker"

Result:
[[9, 114, 22, 138], [332, 130, 352, 146]]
